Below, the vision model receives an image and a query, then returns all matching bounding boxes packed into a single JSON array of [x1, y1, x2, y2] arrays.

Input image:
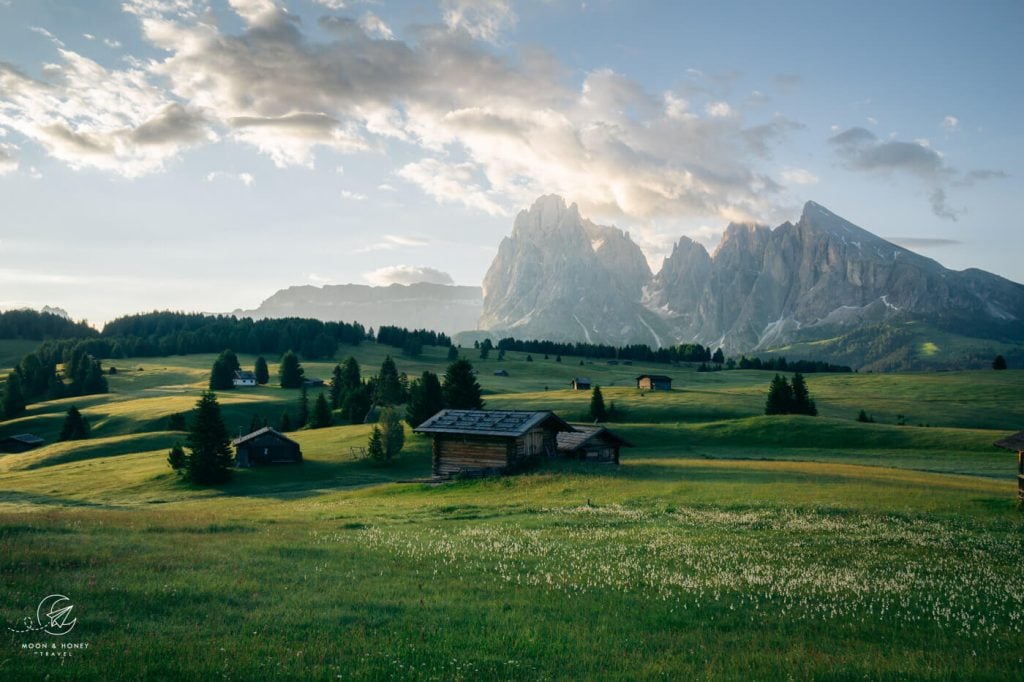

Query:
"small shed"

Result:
[[414, 409, 574, 478], [233, 427, 302, 467], [233, 370, 257, 387], [494, 370, 509, 377], [571, 377, 592, 390], [636, 374, 672, 391], [0, 433, 44, 454], [557, 426, 631, 464], [993, 430, 1024, 503], [303, 377, 325, 388]]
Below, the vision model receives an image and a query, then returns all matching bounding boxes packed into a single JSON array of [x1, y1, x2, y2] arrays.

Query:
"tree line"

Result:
[[495, 337, 715, 363], [0, 309, 96, 340]]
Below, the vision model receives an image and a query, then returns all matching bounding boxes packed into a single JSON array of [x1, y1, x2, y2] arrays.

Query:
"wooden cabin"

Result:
[[494, 370, 509, 377], [233, 370, 257, 387], [233, 427, 302, 467], [0, 433, 44, 454], [993, 430, 1024, 503], [636, 374, 672, 391], [571, 377, 592, 391], [557, 426, 631, 464], [414, 409, 574, 479]]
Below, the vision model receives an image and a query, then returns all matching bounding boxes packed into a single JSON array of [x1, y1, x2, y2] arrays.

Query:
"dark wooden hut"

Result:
[[0, 433, 44, 454], [571, 377, 592, 390], [556, 426, 631, 464], [414, 409, 574, 479], [636, 374, 672, 391], [233, 427, 302, 467], [993, 430, 1024, 503]]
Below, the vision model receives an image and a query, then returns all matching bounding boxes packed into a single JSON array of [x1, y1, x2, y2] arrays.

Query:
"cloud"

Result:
[[780, 168, 819, 185], [340, 189, 367, 200], [442, 0, 517, 43], [0, 143, 17, 174], [205, 170, 255, 186], [886, 237, 962, 249], [941, 115, 959, 132], [356, 234, 430, 252], [359, 12, 394, 40], [363, 265, 455, 286], [398, 158, 506, 215]]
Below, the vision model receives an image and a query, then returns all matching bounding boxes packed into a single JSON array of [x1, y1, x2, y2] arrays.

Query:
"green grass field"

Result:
[[1, 342, 1022, 680]]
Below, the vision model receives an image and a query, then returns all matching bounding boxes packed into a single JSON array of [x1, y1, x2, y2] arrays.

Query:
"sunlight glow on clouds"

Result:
[[364, 264, 455, 286]]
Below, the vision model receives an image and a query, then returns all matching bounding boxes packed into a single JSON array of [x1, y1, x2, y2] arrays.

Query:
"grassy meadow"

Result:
[[1, 340, 1022, 680]]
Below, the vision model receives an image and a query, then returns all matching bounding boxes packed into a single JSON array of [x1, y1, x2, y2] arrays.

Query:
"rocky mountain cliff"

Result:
[[234, 282, 482, 336], [480, 196, 1024, 367]]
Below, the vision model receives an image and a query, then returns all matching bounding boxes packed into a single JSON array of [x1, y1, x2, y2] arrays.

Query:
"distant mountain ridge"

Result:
[[233, 282, 482, 336]]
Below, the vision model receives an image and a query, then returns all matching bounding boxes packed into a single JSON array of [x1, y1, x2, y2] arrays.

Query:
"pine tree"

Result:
[[167, 444, 187, 471], [254, 356, 270, 384], [589, 385, 608, 422], [1, 371, 26, 419], [712, 348, 725, 365], [443, 359, 484, 409], [329, 364, 344, 408], [764, 374, 795, 415], [790, 372, 817, 416], [379, 406, 404, 462], [857, 409, 874, 423], [280, 412, 293, 433], [311, 392, 332, 428], [446, 345, 459, 362], [555, 355, 562, 363], [185, 391, 234, 485], [278, 350, 305, 389], [298, 385, 310, 427], [993, 354, 1008, 370], [82, 360, 108, 395], [367, 426, 386, 464], [406, 371, 444, 428], [341, 384, 372, 424], [209, 349, 239, 390], [376, 355, 402, 405], [340, 357, 362, 394], [59, 405, 90, 441]]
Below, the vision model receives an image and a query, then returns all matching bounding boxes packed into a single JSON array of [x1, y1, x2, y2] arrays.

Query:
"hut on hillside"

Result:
[[557, 426, 631, 464], [0, 433, 44, 454], [233, 427, 302, 467], [994, 430, 1024, 503], [494, 370, 509, 377], [570, 377, 592, 391], [233, 370, 257, 387], [636, 374, 672, 391], [414, 409, 574, 479]]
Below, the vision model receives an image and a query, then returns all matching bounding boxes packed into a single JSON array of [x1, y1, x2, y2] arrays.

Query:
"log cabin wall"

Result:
[[433, 434, 512, 477]]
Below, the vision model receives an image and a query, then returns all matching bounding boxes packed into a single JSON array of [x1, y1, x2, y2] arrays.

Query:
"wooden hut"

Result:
[[414, 409, 574, 479], [636, 374, 672, 391], [993, 430, 1024, 503], [570, 377, 592, 391], [0, 433, 44, 454], [233, 427, 302, 467], [232, 370, 257, 387], [556, 426, 631, 464]]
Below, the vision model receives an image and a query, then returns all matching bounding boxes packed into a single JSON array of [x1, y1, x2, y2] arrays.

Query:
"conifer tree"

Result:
[[376, 355, 402, 405], [298, 385, 310, 427], [589, 385, 608, 422], [209, 349, 239, 390], [379, 406, 404, 462], [790, 372, 817, 416], [764, 374, 794, 415], [59, 405, 90, 441], [185, 391, 234, 485], [168, 412, 187, 431], [1, 371, 26, 419], [280, 412, 293, 433], [442, 359, 484, 409], [329, 364, 344, 408], [993, 354, 1008, 370], [367, 425, 386, 464], [254, 356, 270, 384], [406, 371, 444, 428], [447, 345, 459, 362], [341, 384, 372, 424], [311, 392, 332, 428], [278, 350, 305, 389]]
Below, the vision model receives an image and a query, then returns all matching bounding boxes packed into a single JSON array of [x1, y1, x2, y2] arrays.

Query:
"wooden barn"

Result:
[[233, 370, 257, 387], [570, 377, 592, 390], [556, 426, 631, 464], [414, 409, 574, 479], [636, 374, 672, 391], [0, 433, 44, 454], [994, 430, 1024, 503], [233, 427, 302, 467]]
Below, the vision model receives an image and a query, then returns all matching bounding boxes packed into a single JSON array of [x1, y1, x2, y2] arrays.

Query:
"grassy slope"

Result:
[[1, 343, 1023, 679]]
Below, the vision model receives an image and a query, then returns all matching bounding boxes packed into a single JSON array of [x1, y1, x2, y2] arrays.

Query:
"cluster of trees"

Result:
[[0, 309, 96, 340], [367, 407, 405, 465], [375, 325, 452, 356], [1, 341, 108, 419], [494, 337, 715, 364], [736, 356, 852, 373], [764, 373, 818, 416], [99, 312, 366, 360]]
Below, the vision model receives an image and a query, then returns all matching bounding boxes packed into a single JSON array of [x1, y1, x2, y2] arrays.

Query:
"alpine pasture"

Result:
[[1, 340, 1022, 680]]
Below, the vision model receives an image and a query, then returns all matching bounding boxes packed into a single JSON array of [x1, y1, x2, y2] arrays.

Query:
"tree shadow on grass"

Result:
[[0, 490, 122, 509]]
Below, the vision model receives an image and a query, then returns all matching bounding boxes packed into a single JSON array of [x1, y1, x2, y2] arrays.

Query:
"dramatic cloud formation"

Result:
[[828, 126, 1005, 219], [364, 265, 455, 286]]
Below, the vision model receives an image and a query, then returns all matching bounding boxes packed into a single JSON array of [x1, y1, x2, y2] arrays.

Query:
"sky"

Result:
[[0, 0, 1021, 326]]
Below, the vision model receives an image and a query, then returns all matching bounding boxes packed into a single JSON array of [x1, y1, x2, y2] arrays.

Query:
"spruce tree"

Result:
[[589, 385, 608, 422], [993, 354, 1008, 370], [376, 355, 402, 405], [446, 345, 459, 362], [209, 349, 239, 390], [185, 391, 234, 485], [298, 385, 310, 427], [379, 407, 404, 462], [168, 412, 187, 431], [329, 364, 344, 408], [442, 359, 484, 409], [1, 371, 26, 419], [340, 357, 362, 394], [311, 392, 332, 428], [278, 350, 305, 389], [59, 405, 90, 441], [790, 372, 817, 416], [367, 426, 386, 464], [280, 412, 293, 433], [167, 444, 187, 471], [254, 356, 270, 384], [341, 384, 372, 424], [712, 348, 725, 365], [764, 374, 794, 415], [406, 371, 444, 428]]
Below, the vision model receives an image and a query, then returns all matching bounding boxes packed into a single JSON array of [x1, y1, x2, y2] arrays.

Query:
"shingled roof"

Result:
[[414, 410, 574, 438], [994, 430, 1024, 452], [557, 426, 632, 452], [232, 426, 299, 447], [2, 433, 44, 446]]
